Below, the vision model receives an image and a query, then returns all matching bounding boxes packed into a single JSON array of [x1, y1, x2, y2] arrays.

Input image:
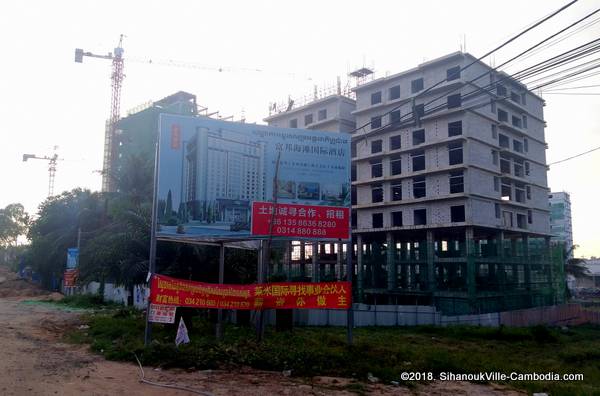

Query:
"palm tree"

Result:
[[564, 245, 590, 279]]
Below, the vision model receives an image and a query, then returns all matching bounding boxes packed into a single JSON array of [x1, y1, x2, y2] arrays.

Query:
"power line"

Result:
[[504, 14, 600, 68], [548, 146, 600, 165], [543, 83, 600, 90], [350, 0, 580, 136], [354, 36, 600, 144], [543, 91, 600, 94]]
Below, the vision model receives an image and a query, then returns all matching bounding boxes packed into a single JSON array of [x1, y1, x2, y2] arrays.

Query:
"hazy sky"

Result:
[[1, 0, 599, 257]]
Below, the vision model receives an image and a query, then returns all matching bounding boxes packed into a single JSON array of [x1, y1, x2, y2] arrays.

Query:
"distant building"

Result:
[[105, 91, 198, 192], [549, 191, 574, 256], [264, 94, 356, 133], [573, 258, 600, 289]]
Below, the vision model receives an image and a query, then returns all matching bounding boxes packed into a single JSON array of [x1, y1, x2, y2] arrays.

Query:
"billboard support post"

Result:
[[216, 242, 225, 339], [144, 141, 160, 347], [346, 237, 353, 345], [255, 240, 265, 341], [257, 151, 281, 343]]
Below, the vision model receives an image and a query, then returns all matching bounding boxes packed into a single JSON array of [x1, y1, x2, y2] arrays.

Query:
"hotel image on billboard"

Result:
[[156, 114, 351, 242]]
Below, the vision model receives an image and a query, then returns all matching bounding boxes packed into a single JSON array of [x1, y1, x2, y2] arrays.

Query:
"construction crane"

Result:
[[75, 34, 125, 192], [22, 146, 61, 197]]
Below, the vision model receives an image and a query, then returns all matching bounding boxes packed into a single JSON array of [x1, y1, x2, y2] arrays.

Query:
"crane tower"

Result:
[[22, 146, 60, 197], [75, 35, 125, 192]]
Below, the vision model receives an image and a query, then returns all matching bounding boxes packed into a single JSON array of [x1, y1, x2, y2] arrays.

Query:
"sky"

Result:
[[0, 0, 599, 257]]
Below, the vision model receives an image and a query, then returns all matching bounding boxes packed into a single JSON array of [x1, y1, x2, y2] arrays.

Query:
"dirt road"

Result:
[[0, 268, 524, 395]]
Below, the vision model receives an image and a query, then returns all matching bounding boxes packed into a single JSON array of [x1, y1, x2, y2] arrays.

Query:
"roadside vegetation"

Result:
[[61, 300, 600, 396]]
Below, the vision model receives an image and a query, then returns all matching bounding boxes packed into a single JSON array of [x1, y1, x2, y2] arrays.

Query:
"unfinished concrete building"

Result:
[[350, 52, 564, 313], [266, 52, 565, 314]]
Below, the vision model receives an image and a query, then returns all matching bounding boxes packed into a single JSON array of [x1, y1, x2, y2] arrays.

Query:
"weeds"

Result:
[[64, 306, 600, 395]]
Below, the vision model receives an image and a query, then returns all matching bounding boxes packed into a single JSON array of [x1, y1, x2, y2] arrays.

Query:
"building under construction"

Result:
[[105, 91, 199, 191], [265, 52, 565, 315]]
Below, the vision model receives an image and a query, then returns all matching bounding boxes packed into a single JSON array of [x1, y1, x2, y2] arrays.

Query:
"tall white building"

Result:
[[549, 191, 574, 255]]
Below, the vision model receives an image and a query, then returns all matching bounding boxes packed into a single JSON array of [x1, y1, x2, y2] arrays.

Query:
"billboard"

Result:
[[156, 114, 351, 242], [66, 248, 79, 269]]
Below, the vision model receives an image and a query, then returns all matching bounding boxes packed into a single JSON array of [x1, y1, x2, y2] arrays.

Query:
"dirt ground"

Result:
[[0, 267, 525, 395]]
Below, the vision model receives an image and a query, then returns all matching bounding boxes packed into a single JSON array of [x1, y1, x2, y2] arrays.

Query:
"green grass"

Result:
[[22, 294, 124, 312], [65, 307, 600, 396]]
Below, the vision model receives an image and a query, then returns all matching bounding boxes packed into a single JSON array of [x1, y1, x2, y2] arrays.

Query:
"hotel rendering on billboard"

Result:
[[156, 114, 351, 242]]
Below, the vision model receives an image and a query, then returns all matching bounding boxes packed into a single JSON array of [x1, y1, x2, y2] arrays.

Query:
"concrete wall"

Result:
[[81, 282, 148, 309], [265, 303, 599, 328]]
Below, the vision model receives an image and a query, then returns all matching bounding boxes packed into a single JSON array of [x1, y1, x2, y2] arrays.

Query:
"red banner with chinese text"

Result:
[[150, 274, 351, 310], [251, 202, 350, 240]]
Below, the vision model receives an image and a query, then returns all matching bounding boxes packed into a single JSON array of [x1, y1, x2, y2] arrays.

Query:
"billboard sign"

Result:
[[66, 248, 79, 269], [156, 114, 351, 242], [64, 269, 78, 287]]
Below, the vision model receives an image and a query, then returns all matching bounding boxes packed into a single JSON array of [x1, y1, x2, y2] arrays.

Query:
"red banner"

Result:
[[251, 202, 350, 240], [150, 274, 351, 310]]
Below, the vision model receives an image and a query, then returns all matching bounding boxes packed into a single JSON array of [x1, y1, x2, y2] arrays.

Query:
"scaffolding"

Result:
[[269, 231, 565, 316]]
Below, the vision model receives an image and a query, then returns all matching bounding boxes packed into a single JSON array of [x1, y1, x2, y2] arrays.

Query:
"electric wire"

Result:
[[505, 13, 600, 68], [543, 83, 600, 90], [357, 34, 600, 144], [354, 44, 600, 145], [353, 10, 599, 147], [543, 92, 600, 94], [548, 146, 600, 165], [349, 0, 580, 136]]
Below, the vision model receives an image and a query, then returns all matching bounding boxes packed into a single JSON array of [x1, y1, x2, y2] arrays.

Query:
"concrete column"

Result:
[[400, 242, 408, 289], [510, 237, 519, 289], [465, 227, 476, 310], [284, 241, 292, 281], [522, 234, 531, 291], [336, 242, 343, 280], [387, 232, 397, 291], [357, 234, 364, 302], [300, 241, 306, 279], [496, 232, 506, 309], [312, 242, 319, 282], [426, 230, 436, 293], [329, 243, 336, 278], [545, 236, 554, 302]]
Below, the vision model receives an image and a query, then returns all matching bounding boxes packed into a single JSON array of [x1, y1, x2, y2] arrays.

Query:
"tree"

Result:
[[564, 245, 590, 279], [26, 189, 103, 288], [0, 203, 30, 248]]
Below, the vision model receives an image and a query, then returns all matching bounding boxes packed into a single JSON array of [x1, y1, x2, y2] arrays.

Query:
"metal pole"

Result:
[[217, 242, 225, 339], [144, 140, 160, 347], [346, 238, 353, 345], [256, 240, 265, 341], [256, 152, 281, 342]]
